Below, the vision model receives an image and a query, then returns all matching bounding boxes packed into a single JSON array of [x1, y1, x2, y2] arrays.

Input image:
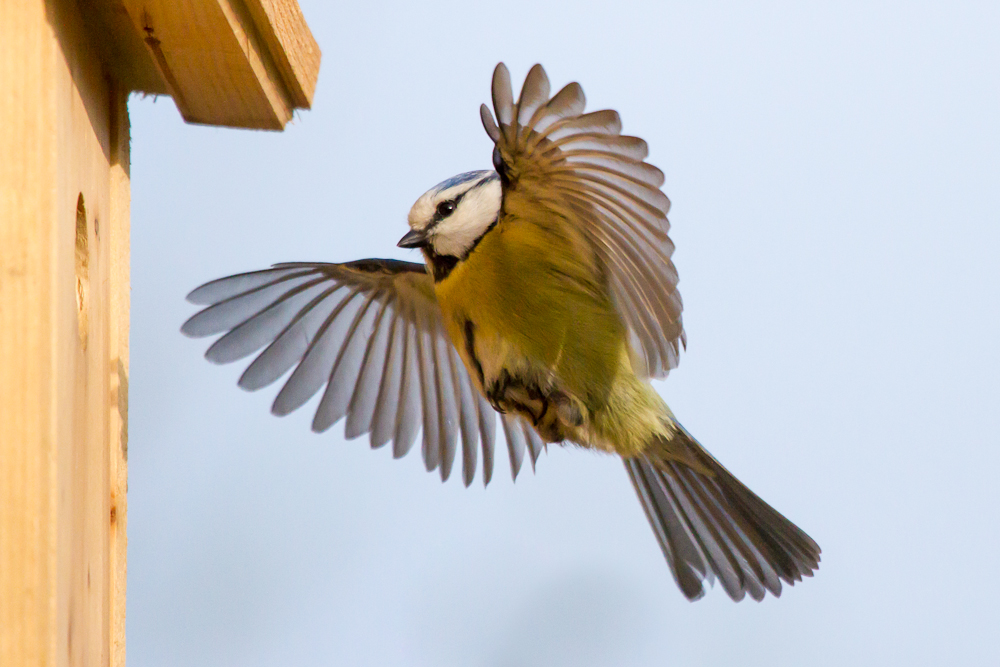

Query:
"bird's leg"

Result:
[[491, 374, 545, 423], [486, 369, 512, 413], [486, 368, 588, 443]]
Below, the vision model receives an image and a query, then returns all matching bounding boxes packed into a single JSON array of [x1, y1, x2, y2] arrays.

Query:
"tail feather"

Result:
[[626, 458, 711, 599], [625, 425, 820, 602]]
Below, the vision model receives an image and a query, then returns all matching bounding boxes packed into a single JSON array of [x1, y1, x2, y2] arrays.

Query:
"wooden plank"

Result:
[[1, 0, 129, 664], [0, 1, 55, 662], [107, 83, 131, 667], [243, 0, 321, 108], [3, 0, 318, 661], [121, 0, 321, 129]]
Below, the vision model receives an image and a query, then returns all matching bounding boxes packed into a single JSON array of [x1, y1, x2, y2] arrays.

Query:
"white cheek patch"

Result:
[[407, 170, 495, 231], [432, 180, 501, 257]]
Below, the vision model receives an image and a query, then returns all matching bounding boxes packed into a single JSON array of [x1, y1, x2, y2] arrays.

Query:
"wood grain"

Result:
[[122, 0, 321, 129], [1, 0, 128, 664], [0, 3, 55, 664], [245, 0, 321, 108], [2, 0, 318, 663]]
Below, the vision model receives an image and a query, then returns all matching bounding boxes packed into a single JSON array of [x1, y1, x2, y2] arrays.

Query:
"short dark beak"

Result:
[[397, 229, 429, 249]]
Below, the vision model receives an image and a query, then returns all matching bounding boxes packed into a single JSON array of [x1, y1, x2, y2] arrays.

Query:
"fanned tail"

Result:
[[625, 425, 820, 601]]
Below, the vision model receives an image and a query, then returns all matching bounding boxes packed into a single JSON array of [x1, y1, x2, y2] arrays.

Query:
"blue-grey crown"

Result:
[[432, 170, 498, 194]]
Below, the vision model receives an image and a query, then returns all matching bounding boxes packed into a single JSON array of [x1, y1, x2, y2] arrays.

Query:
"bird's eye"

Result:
[[436, 201, 456, 218]]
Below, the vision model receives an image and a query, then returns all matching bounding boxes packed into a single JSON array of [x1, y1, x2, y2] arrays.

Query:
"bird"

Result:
[[182, 62, 820, 602]]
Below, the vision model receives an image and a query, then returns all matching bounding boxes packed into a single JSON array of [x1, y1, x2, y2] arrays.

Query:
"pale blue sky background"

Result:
[[126, 1, 999, 665]]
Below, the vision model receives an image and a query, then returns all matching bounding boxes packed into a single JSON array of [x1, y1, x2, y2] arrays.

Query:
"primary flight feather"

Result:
[[183, 63, 820, 601]]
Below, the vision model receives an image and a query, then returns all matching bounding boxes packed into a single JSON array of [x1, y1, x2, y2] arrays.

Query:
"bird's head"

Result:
[[399, 170, 501, 262]]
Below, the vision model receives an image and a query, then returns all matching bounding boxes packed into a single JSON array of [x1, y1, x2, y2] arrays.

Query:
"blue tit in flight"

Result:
[[183, 63, 820, 601]]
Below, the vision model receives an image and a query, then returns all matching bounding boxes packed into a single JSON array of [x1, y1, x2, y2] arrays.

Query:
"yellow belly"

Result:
[[432, 216, 669, 454], [437, 218, 618, 391]]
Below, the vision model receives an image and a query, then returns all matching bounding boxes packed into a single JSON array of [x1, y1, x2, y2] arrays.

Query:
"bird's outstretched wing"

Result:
[[481, 63, 684, 378], [182, 260, 545, 486]]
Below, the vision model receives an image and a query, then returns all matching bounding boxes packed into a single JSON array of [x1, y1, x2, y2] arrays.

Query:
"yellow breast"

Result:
[[434, 213, 627, 411]]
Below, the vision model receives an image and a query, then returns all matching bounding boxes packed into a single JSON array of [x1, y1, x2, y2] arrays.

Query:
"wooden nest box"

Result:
[[0, 1, 320, 664]]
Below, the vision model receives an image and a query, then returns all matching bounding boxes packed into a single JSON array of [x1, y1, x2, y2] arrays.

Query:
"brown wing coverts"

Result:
[[482, 63, 685, 378], [182, 261, 545, 486]]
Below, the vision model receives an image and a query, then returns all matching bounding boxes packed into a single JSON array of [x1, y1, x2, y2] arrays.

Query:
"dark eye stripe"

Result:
[[428, 189, 470, 228]]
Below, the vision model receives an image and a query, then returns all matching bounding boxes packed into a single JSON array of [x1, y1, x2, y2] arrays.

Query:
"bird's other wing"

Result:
[[181, 260, 546, 486], [481, 63, 685, 379]]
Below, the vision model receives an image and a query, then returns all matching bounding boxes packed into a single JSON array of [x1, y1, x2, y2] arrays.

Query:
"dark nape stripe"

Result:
[[461, 218, 497, 262]]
